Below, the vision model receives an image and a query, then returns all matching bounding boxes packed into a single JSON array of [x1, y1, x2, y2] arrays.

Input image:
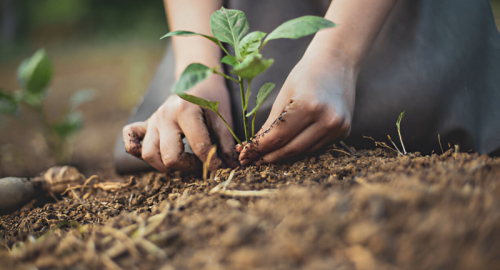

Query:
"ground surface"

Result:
[[1, 146, 500, 270]]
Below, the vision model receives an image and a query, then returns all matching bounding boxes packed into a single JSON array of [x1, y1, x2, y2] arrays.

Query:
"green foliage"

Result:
[[0, 49, 92, 164], [247, 83, 276, 117], [221, 55, 239, 66], [173, 63, 214, 94], [17, 49, 53, 95], [177, 93, 220, 113], [0, 90, 19, 115], [69, 89, 94, 110], [232, 54, 274, 79], [264, 16, 337, 45], [239, 31, 267, 59], [210, 7, 249, 59], [396, 110, 405, 130], [396, 110, 407, 155], [52, 111, 83, 138], [163, 7, 336, 143]]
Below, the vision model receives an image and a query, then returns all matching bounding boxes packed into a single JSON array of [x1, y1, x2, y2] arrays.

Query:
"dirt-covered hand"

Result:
[[123, 75, 238, 173], [238, 49, 357, 165]]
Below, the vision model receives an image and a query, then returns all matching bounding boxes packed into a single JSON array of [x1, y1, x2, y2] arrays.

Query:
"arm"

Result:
[[123, 1, 238, 173], [239, 0, 396, 165], [165, 0, 223, 78]]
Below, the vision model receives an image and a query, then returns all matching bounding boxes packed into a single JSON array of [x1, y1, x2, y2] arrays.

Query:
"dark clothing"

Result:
[[114, 0, 500, 174]]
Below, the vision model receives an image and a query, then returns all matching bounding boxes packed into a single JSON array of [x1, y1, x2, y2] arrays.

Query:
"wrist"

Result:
[[303, 36, 360, 75]]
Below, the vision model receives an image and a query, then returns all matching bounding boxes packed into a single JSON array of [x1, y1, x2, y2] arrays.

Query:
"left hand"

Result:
[[238, 48, 357, 166]]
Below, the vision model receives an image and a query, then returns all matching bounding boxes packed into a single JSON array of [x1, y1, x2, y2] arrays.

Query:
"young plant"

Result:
[[396, 110, 406, 155], [0, 49, 93, 164], [162, 7, 336, 143]]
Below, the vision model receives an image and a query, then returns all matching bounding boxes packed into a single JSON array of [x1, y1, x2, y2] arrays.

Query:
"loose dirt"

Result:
[[1, 146, 500, 270]]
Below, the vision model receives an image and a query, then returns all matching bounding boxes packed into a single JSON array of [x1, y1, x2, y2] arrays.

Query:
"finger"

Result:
[[123, 121, 147, 158], [255, 123, 328, 165], [236, 144, 243, 153], [204, 109, 238, 168], [308, 136, 334, 153], [178, 109, 224, 171], [157, 121, 198, 171], [141, 122, 168, 172], [239, 102, 313, 165]]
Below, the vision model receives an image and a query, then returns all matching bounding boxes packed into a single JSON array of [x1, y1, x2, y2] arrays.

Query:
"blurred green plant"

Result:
[[0, 49, 93, 164]]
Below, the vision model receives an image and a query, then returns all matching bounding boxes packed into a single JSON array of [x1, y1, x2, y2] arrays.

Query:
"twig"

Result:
[[387, 135, 403, 156], [134, 238, 167, 260], [81, 175, 99, 192], [362, 135, 398, 154], [222, 169, 236, 190], [438, 134, 444, 154], [209, 169, 236, 195], [203, 146, 217, 181], [100, 253, 123, 270], [102, 227, 139, 258], [213, 189, 278, 197], [144, 203, 170, 237], [331, 149, 354, 157], [69, 185, 85, 205], [340, 141, 357, 156]]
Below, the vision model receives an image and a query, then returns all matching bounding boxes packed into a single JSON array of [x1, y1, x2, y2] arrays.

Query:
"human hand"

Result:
[[238, 48, 357, 166], [123, 75, 238, 173]]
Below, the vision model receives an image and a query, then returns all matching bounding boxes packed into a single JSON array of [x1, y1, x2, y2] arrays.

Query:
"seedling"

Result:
[[386, 111, 406, 156], [396, 110, 406, 155], [162, 7, 336, 143], [0, 49, 93, 163]]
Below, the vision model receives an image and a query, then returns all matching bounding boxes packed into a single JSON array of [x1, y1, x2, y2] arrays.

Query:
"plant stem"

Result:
[[398, 129, 407, 155], [251, 112, 256, 137], [238, 77, 249, 142], [35, 105, 67, 163], [244, 80, 252, 111], [216, 112, 241, 145], [213, 70, 239, 83]]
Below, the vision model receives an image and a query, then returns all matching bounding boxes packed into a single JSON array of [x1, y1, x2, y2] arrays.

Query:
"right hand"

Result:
[[122, 75, 238, 173]]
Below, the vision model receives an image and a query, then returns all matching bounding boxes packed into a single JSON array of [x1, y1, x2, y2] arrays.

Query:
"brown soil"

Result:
[[1, 146, 500, 270]]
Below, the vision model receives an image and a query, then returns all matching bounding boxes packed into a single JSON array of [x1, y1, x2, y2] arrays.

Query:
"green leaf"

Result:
[[69, 89, 94, 110], [53, 111, 83, 138], [246, 83, 275, 117], [210, 7, 249, 58], [17, 49, 54, 95], [239, 31, 266, 59], [177, 93, 220, 113], [221, 55, 239, 66], [396, 110, 405, 130], [231, 54, 274, 80], [161, 30, 220, 45], [17, 90, 46, 107], [264, 16, 336, 45], [0, 90, 19, 115], [173, 63, 214, 94]]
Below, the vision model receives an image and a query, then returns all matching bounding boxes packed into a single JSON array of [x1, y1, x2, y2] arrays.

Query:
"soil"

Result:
[[1, 145, 500, 270]]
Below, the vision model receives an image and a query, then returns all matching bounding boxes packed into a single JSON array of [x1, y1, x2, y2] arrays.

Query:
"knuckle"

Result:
[[162, 154, 179, 169], [192, 142, 210, 157], [141, 152, 155, 163], [324, 116, 344, 129]]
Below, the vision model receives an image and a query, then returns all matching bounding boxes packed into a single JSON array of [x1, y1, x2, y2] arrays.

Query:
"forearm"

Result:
[[164, 0, 223, 79], [309, 0, 397, 68]]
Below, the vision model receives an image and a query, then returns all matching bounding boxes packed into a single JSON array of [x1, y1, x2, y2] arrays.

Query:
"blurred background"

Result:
[[0, 0, 499, 178], [0, 0, 167, 178]]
